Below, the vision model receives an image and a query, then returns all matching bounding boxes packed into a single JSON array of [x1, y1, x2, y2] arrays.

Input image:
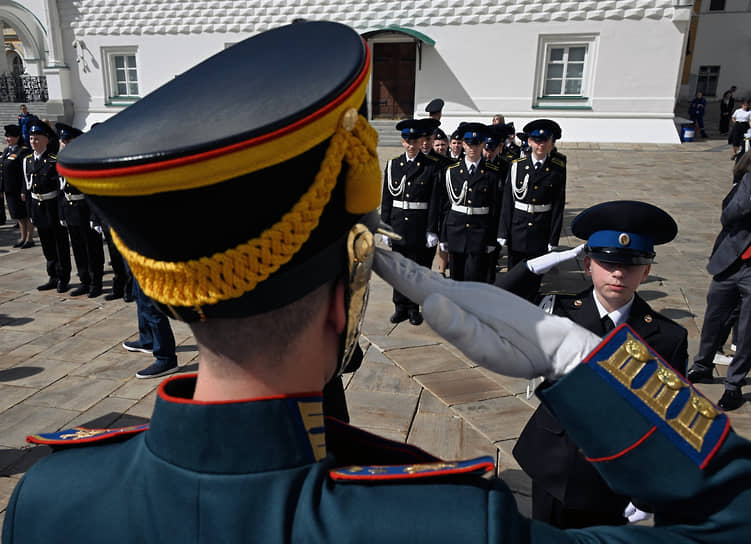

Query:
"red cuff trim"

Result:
[[586, 426, 657, 463]]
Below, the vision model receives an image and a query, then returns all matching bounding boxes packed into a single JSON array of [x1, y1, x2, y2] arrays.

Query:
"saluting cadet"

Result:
[[438, 123, 502, 282], [23, 120, 71, 292], [381, 118, 441, 325], [509, 201, 689, 529], [498, 119, 566, 292], [1, 125, 32, 248], [57, 123, 105, 298], [7, 22, 751, 544], [425, 98, 444, 121]]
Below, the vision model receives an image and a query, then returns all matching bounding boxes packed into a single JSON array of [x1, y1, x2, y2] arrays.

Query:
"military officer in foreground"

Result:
[[498, 119, 566, 293], [6, 21, 751, 544], [23, 120, 71, 292], [57, 123, 105, 298], [381, 118, 441, 325]]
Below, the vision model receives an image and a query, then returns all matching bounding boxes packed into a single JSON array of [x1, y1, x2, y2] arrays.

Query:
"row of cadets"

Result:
[[498, 119, 567, 297], [380, 118, 442, 326]]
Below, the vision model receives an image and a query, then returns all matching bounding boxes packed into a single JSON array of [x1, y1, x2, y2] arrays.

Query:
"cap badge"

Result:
[[644, 314, 653, 323], [574, 299, 583, 307], [618, 233, 631, 246]]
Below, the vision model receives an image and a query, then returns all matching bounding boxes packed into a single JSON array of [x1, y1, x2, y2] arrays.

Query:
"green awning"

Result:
[[361, 25, 435, 46]]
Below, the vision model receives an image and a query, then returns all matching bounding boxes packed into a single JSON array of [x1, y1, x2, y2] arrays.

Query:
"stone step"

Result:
[[0, 102, 48, 125]]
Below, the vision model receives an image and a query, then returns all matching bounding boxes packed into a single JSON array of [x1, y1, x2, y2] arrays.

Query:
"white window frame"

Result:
[[102, 46, 140, 106], [533, 34, 598, 110]]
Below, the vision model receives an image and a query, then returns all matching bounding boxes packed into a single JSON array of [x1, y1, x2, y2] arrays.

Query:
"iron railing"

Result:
[[0, 75, 48, 102]]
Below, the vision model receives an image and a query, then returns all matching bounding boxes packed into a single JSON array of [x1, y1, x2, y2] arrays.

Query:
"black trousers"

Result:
[[532, 481, 627, 529], [68, 224, 105, 287], [450, 251, 490, 282], [691, 259, 751, 391], [103, 224, 130, 294], [37, 223, 71, 282], [392, 244, 434, 311]]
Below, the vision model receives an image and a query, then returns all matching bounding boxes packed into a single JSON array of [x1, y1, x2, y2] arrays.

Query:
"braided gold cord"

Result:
[[112, 113, 380, 308]]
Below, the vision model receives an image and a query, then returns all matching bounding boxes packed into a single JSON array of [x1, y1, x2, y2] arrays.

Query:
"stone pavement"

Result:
[[1, 136, 749, 529]]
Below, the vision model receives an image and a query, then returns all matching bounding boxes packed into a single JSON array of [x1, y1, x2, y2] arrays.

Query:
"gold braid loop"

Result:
[[112, 113, 381, 308]]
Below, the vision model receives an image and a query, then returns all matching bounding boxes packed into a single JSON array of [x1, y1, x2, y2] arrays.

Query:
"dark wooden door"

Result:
[[372, 43, 415, 119]]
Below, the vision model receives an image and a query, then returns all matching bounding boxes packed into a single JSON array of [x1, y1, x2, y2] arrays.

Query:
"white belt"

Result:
[[393, 200, 429, 210], [31, 190, 59, 201], [514, 201, 552, 213], [451, 204, 490, 215], [64, 192, 86, 201]]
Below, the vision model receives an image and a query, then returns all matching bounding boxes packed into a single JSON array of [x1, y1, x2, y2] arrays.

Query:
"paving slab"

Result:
[[384, 344, 472, 375], [414, 367, 511, 406]]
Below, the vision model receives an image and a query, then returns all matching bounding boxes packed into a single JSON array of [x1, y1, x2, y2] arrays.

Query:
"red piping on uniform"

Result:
[[329, 460, 495, 481], [157, 373, 322, 405], [586, 426, 657, 462], [701, 419, 730, 470], [58, 42, 372, 180]]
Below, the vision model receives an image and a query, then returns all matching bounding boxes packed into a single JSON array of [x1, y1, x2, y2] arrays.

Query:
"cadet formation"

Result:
[[4, 20, 751, 543]]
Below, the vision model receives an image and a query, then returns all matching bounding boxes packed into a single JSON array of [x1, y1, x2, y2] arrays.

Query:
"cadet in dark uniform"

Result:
[[500, 123, 521, 163], [8, 22, 751, 544], [448, 127, 464, 161], [432, 127, 449, 157], [483, 124, 512, 283], [438, 123, 502, 282], [425, 98, 444, 121], [23, 120, 71, 292], [381, 119, 441, 325], [56, 123, 105, 298], [498, 119, 566, 294], [1, 125, 32, 247], [510, 201, 689, 529]]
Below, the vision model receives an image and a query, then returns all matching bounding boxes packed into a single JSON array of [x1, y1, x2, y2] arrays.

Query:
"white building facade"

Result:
[[7, 0, 695, 143], [679, 0, 751, 102]]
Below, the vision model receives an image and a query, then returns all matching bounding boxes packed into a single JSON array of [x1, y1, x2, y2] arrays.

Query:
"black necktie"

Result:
[[534, 161, 542, 171], [602, 315, 615, 334], [469, 164, 475, 176]]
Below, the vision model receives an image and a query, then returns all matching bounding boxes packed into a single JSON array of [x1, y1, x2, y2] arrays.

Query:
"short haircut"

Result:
[[189, 281, 333, 369]]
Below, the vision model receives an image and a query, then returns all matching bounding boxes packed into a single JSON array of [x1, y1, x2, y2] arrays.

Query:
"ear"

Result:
[[640, 263, 652, 283], [583, 256, 592, 277], [326, 280, 347, 335]]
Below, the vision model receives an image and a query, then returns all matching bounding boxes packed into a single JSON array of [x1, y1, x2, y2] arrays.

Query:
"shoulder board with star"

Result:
[[582, 325, 728, 468], [329, 456, 494, 482], [27, 424, 148, 449]]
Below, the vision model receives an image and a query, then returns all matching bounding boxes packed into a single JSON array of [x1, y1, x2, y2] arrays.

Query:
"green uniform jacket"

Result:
[[3, 326, 749, 543]]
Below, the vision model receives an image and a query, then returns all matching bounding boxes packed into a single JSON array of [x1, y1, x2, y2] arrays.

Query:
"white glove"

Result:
[[497, 237, 507, 247], [526, 244, 585, 275], [486, 245, 495, 254], [439, 242, 448, 252], [59, 219, 67, 227], [372, 249, 601, 380], [547, 244, 554, 252], [94, 225, 103, 235], [624, 502, 652, 524], [426, 232, 439, 248], [380, 234, 392, 248]]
